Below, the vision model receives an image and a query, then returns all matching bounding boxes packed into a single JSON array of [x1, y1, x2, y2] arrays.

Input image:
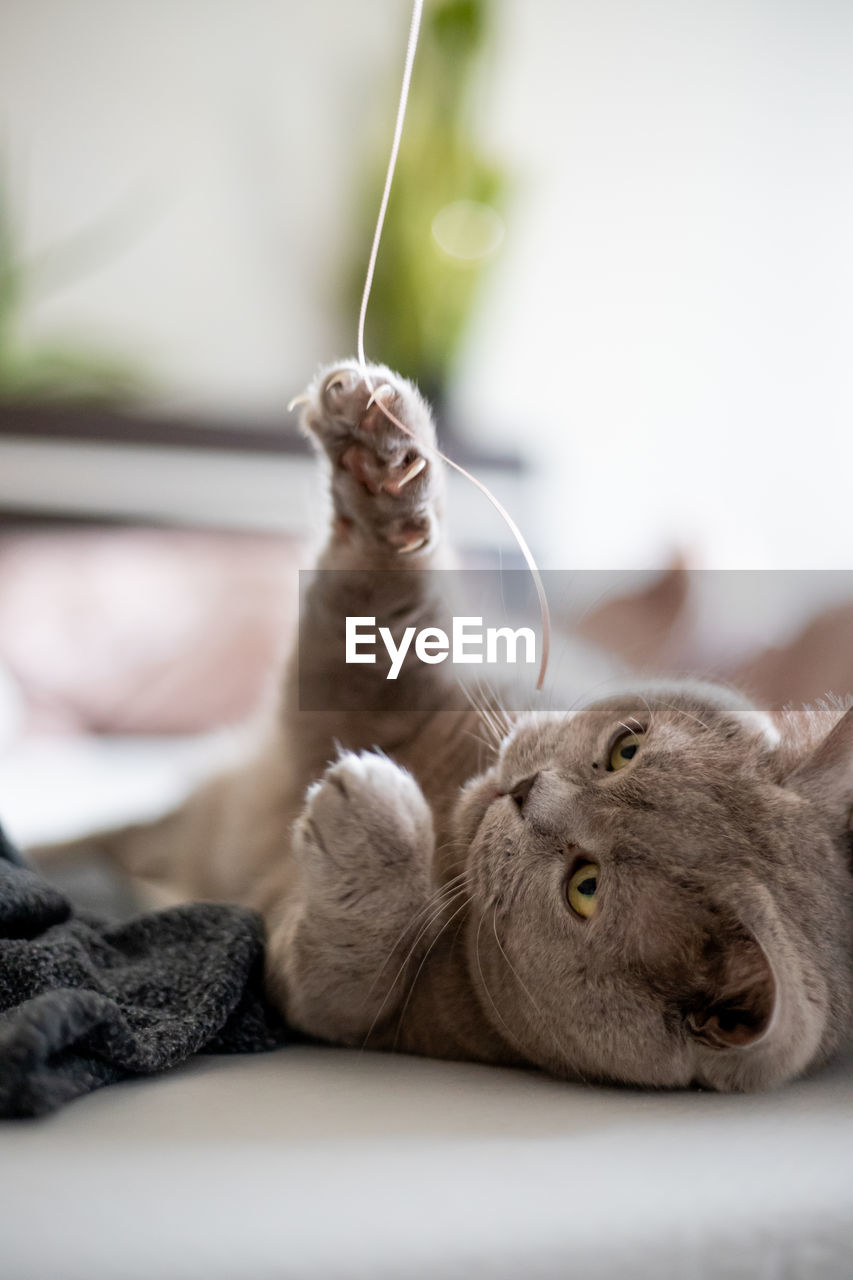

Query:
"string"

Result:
[[356, 0, 551, 690], [357, 0, 424, 373]]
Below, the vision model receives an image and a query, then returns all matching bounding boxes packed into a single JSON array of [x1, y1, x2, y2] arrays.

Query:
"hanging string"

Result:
[[356, 0, 424, 373], [356, 0, 551, 690]]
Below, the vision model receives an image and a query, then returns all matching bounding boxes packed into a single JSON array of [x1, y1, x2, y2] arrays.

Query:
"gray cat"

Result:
[[40, 363, 853, 1092]]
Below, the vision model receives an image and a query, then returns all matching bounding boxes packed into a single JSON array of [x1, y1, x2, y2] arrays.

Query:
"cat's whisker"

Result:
[[462, 677, 495, 721], [633, 693, 657, 732], [359, 882, 470, 1052], [474, 907, 522, 1053], [482, 685, 513, 740], [491, 905, 587, 1082], [434, 836, 474, 882], [656, 700, 711, 732], [458, 680, 491, 732], [391, 895, 471, 1051], [473, 681, 511, 748], [461, 728, 499, 757], [457, 680, 504, 749], [371, 887, 469, 1045], [482, 678, 513, 736], [363, 872, 467, 999], [360, 893, 469, 1056], [481, 715, 503, 751], [482, 704, 511, 748]]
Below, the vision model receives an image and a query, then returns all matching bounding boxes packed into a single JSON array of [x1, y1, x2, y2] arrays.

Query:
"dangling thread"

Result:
[[356, 0, 551, 691], [356, 0, 423, 374]]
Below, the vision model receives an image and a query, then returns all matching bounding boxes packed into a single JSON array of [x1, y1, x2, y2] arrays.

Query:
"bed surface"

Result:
[[3, 1042, 852, 1279]]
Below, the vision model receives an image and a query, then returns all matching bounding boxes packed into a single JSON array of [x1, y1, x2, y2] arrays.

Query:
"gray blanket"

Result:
[[0, 828, 287, 1118]]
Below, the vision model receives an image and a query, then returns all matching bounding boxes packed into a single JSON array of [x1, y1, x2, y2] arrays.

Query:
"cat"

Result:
[[36, 362, 853, 1092]]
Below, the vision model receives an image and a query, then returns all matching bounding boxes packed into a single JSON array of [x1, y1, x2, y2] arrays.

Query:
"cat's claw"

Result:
[[299, 362, 441, 557], [366, 382, 394, 411], [386, 455, 426, 493]]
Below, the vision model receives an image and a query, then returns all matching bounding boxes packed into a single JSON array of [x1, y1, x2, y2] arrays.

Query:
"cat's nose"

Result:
[[509, 774, 539, 811]]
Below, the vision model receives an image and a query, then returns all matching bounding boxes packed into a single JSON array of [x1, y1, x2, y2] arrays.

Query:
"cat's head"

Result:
[[455, 682, 853, 1091]]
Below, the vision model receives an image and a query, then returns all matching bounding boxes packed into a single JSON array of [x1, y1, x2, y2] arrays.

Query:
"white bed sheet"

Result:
[[2, 1045, 852, 1280]]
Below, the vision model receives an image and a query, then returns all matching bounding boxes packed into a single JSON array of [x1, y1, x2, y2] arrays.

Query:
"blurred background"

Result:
[[0, 0, 852, 852]]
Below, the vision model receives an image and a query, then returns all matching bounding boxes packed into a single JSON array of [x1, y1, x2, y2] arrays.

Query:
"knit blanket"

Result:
[[0, 827, 287, 1118]]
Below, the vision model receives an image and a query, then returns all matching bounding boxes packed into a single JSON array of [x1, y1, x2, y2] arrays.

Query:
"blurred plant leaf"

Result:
[[0, 162, 148, 404], [0, 177, 22, 356], [0, 343, 145, 403]]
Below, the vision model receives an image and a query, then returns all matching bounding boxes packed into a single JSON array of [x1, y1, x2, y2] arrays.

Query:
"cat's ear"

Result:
[[787, 705, 853, 831], [685, 926, 777, 1050]]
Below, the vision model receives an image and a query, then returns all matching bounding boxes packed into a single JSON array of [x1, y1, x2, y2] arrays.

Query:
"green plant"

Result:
[[0, 169, 144, 403], [347, 0, 509, 403]]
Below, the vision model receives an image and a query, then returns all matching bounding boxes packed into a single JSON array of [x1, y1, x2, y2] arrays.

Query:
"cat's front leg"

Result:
[[283, 362, 456, 776], [265, 751, 437, 1045]]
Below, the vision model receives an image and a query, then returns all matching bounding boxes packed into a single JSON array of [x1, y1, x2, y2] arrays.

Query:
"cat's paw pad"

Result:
[[297, 363, 440, 555], [294, 751, 433, 885]]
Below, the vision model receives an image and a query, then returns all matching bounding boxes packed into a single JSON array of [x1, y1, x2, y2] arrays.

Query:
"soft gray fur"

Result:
[[37, 363, 853, 1092]]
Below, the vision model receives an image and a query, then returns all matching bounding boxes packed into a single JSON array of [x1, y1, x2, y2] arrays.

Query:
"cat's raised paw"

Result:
[[293, 751, 434, 891], [296, 362, 441, 557]]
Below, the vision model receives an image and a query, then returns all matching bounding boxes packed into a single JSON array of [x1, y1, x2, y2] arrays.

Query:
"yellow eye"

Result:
[[608, 730, 644, 772], [567, 862, 600, 919]]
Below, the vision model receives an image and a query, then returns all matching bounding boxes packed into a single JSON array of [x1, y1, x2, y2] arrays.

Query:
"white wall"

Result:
[[1, 0, 851, 570], [455, 0, 853, 569]]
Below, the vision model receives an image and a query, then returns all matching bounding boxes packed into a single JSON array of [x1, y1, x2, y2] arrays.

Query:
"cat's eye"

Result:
[[608, 730, 645, 772], [567, 861, 599, 919]]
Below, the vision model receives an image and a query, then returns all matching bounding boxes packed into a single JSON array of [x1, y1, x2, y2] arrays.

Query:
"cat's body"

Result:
[[37, 364, 853, 1091]]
